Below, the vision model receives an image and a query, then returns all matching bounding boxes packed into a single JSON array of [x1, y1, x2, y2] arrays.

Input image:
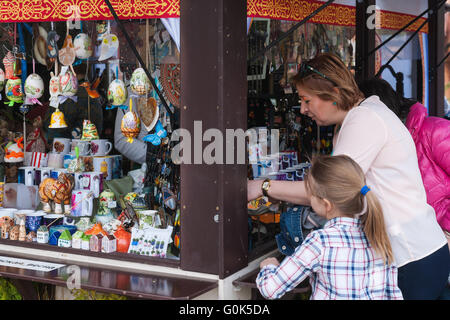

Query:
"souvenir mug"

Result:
[[63, 153, 76, 169], [42, 214, 64, 227], [52, 138, 71, 154], [71, 139, 91, 156], [25, 211, 45, 232], [35, 167, 53, 185], [74, 172, 103, 197], [93, 157, 113, 181], [50, 168, 69, 180], [71, 190, 94, 217], [48, 152, 65, 168], [90, 139, 112, 156], [18, 167, 36, 186]]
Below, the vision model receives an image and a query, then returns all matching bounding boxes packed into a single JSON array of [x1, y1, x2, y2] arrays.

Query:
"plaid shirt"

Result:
[[256, 217, 403, 300]]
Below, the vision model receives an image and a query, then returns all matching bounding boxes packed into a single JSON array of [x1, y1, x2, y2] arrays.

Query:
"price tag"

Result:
[[107, 201, 117, 209]]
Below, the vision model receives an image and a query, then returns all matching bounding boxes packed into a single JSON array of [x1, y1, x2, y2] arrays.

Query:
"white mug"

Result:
[[48, 152, 65, 168], [71, 139, 91, 156], [93, 156, 113, 181], [90, 139, 112, 156], [18, 167, 36, 186], [52, 138, 71, 154], [75, 172, 103, 197], [71, 190, 94, 217]]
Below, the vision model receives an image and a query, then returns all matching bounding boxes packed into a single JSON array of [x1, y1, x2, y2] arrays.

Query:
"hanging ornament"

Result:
[[47, 22, 59, 62], [33, 25, 49, 68], [3, 51, 15, 80], [73, 33, 93, 60], [130, 68, 151, 96], [59, 34, 76, 67], [0, 68, 5, 101], [80, 76, 100, 99], [139, 97, 159, 132], [143, 121, 167, 146], [107, 67, 127, 109], [98, 21, 118, 61], [58, 69, 78, 104], [121, 98, 141, 143], [24, 60, 44, 105], [49, 70, 61, 108], [4, 76, 23, 106], [81, 119, 99, 141], [49, 108, 68, 129]]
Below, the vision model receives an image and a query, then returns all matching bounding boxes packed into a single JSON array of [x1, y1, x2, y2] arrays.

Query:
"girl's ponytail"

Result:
[[360, 189, 394, 265]]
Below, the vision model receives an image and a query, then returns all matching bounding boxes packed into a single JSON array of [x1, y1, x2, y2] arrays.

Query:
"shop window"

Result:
[[0, 17, 181, 264], [246, 19, 355, 259]]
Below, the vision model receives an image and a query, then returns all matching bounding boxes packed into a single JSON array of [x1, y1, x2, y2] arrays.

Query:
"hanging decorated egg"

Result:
[[73, 33, 93, 59], [59, 70, 78, 97], [0, 68, 5, 91], [121, 99, 140, 143], [49, 72, 61, 98], [24, 73, 44, 99], [107, 79, 127, 106], [5, 76, 23, 103], [130, 68, 151, 96]]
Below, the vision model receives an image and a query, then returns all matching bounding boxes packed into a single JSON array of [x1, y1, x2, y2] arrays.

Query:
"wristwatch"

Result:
[[261, 178, 271, 197]]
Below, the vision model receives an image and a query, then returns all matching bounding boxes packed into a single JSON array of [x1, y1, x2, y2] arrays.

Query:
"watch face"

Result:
[[262, 181, 269, 190]]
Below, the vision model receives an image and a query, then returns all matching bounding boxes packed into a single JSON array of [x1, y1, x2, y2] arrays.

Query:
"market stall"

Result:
[[0, 0, 444, 300]]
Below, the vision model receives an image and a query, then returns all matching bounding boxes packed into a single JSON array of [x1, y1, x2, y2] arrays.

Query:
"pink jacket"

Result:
[[405, 102, 450, 232]]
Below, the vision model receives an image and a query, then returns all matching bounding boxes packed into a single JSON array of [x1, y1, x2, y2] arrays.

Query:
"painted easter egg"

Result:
[[73, 33, 93, 59], [5, 77, 23, 102], [107, 79, 127, 106], [59, 70, 78, 97], [121, 111, 141, 143], [25, 73, 44, 99], [130, 68, 151, 96]]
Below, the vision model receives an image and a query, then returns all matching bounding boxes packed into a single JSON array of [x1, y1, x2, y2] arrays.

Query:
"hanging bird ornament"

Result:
[[121, 98, 140, 144]]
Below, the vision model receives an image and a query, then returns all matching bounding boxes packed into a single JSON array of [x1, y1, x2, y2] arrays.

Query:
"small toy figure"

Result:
[[38, 173, 74, 214]]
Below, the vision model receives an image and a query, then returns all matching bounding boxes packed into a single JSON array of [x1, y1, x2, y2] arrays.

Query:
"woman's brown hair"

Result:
[[304, 154, 394, 264], [292, 53, 364, 111]]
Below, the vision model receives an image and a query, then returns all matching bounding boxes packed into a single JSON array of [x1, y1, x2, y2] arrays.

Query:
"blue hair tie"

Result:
[[360, 185, 370, 196]]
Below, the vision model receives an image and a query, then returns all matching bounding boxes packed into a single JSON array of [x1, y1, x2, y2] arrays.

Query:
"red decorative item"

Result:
[[160, 63, 180, 108], [114, 225, 131, 253], [84, 223, 108, 236]]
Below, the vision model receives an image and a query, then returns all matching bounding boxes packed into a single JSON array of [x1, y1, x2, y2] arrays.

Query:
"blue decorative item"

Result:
[[48, 231, 61, 245], [143, 121, 167, 146]]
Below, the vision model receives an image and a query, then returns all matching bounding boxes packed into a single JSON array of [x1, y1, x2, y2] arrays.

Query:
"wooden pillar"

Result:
[[355, 0, 376, 84], [428, 0, 445, 117], [180, 0, 248, 277]]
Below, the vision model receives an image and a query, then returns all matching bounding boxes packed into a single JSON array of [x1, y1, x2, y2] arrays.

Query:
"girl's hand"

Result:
[[248, 179, 263, 201], [260, 257, 280, 269]]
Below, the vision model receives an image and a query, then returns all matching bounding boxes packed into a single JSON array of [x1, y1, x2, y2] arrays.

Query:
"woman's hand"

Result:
[[260, 257, 280, 269]]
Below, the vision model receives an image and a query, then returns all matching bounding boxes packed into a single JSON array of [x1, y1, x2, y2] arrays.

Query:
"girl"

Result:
[[256, 155, 403, 300], [249, 53, 449, 299]]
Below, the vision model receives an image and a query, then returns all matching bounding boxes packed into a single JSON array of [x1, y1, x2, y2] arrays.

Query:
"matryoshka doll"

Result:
[[121, 99, 141, 143]]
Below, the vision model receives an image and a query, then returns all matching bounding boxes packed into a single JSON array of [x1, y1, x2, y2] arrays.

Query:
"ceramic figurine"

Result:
[[59, 34, 76, 67], [26, 231, 36, 242], [38, 173, 74, 214], [49, 109, 68, 129], [98, 33, 119, 61], [84, 223, 108, 236], [101, 234, 116, 253], [114, 225, 131, 253], [1, 219, 11, 239], [59, 70, 78, 97], [49, 71, 61, 106], [130, 68, 150, 96], [81, 120, 99, 141], [89, 233, 103, 252]]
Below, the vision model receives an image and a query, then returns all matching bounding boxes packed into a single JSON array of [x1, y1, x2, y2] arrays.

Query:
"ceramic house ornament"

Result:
[[73, 33, 93, 59], [58, 229, 72, 248], [121, 99, 141, 143], [36, 225, 49, 243], [130, 68, 151, 96]]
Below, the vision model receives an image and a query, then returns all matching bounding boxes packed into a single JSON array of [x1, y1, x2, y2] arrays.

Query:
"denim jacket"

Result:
[[275, 205, 327, 256]]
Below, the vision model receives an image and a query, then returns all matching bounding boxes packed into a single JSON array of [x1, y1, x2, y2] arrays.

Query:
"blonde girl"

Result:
[[256, 155, 402, 300]]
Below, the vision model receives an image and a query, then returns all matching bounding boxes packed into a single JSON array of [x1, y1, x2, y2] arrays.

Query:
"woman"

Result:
[[248, 53, 449, 299], [358, 78, 450, 249]]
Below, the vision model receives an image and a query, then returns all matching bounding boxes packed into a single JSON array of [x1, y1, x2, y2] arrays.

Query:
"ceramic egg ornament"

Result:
[[107, 79, 127, 107], [130, 68, 151, 96], [73, 33, 93, 59], [121, 99, 141, 143], [24, 73, 44, 105], [5, 76, 23, 106], [59, 70, 78, 97]]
